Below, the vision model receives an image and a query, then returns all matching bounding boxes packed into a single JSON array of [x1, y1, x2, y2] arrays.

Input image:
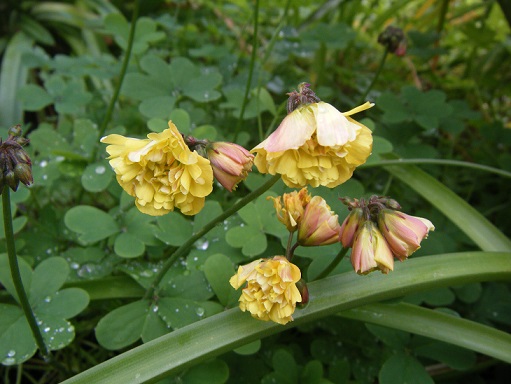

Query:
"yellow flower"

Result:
[[229, 256, 302, 325], [267, 187, 311, 232], [252, 101, 373, 188], [101, 121, 213, 216]]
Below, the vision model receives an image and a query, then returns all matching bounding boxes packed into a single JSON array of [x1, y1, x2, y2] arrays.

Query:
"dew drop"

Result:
[[39, 160, 48, 168], [195, 307, 205, 317], [58, 327, 65, 332], [195, 239, 209, 250], [7, 350, 16, 357], [140, 269, 154, 278], [203, 91, 210, 99], [70, 262, 80, 270], [42, 174, 48, 180], [2, 357, 16, 365], [175, 308, 180, 313], [43, 327, 50, 332], [95, 165, 106, 174], [67, 326, 75, 333], [44, 296, 52, 303], [152, 305, 159, 313]]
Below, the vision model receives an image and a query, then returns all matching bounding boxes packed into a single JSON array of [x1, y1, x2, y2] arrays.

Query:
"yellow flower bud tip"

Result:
[[207, 142, 254, 192], [101, 122, 213, 216], [378, 209, 434, 261], [351, 221, 394, 275], [252, 84, 373, 188], [269, 187, 311, 232], [298, 195, 342, 246], [229, 256, 302, 325]]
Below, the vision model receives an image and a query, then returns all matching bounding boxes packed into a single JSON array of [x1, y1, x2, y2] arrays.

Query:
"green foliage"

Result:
[[0, 256, 89, 364], [0, 0, 510, 383]]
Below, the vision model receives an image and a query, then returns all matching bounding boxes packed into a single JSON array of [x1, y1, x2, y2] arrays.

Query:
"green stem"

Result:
[[2, 188, 49, 358], [358, 47, 388, 104], [361, 158, 511, 179], [285, 232, 294, 259], [314, 247, 349, 280], [436, 0, 450, 35], [144, 174, 280, 300], [233, 0, 259, 142], [92, 0, 140, 161]]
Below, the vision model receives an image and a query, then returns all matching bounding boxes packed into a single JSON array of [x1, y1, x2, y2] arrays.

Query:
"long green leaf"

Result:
[[384, 164, 511, 252], [0, 32, 33, 128], [65, 276, 144, 300], [340, 302, 511, 363], [61, 252, 511, 383]]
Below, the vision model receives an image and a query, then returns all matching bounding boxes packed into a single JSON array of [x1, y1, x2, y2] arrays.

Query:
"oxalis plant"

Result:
[[1, 1, 511, 383]]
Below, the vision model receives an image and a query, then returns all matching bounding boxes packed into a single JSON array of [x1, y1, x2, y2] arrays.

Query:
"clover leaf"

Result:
[[0, 256, 89, 365]]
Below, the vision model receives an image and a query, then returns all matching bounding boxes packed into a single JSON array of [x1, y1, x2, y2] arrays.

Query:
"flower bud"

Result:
[[297, 195, 342, 246], [0, 125, 33, 191], [351, 221, 394, 274], [377, 209, 434, 260], [296, 279, 309, 308], [207, 142, 254, 192], [4, 170, 19, 191], [339, 207, 364, 248], [377, 26, 407, 56], [14, 163, 33, 187], [8, 124, 23, 137], [268, 187, 311, 232]]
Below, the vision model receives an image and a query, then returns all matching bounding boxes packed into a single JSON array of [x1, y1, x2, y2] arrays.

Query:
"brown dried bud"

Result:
[[378, 26, 407, 56]]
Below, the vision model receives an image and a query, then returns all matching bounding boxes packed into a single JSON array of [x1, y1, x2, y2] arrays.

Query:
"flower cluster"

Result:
[[252, 83, 373, 189], [101, 121, 253, 216], [231, 187, 341, 324], [340, 196, 434, 274], [229, 256, 302, 325], [0, 125, 33, 191]]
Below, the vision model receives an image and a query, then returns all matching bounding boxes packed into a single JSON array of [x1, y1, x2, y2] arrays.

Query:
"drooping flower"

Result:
[[252, 84, 373, 188], [206, 141, 254, 192], [101, 121, 213, 216], [297, 195, 342, 246], [377, 209, 435, 260], [351, 221, 394, 274], [268, 187, 311, 232], [229, 256, 302, 325], [339, 206, 364, 248]]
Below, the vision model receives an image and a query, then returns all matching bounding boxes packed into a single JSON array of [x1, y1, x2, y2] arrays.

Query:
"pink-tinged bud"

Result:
[[377, 26, 406, 56], [339, 207, 364, 248], [351, 221, 394, 274], [378, 209, 434, 261], [207, 142, 254, 192], [268, 187, 311, 232], [297, 195, 342, 246]]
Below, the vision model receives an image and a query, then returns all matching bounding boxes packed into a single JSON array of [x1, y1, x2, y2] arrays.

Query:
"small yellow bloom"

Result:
[[229, 256, 302, 325], [252, 101, 373, 188], [267, 187, 311, 232], [101, 121, 213, 216]]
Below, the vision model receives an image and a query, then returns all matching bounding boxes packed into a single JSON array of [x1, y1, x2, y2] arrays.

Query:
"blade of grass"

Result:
[[0, 32, 33, 128], [340, 302, 511, 364], [384, 164, 511, 252], [61, 251, 511, 383]]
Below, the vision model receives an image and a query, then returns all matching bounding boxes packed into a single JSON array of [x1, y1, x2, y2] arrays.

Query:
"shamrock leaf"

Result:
[[0, 256, 89, 365]]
